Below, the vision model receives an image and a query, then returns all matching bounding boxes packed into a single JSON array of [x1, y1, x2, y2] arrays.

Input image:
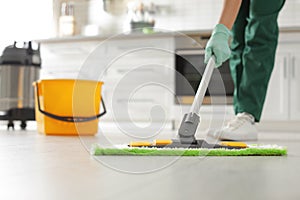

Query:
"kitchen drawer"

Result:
[[104, 63, 173, 82], [103, 50, 174, 76], [41, 41, 108, 73], [102, 73, 174, 94], [103, 49, 174, 81], [106, 48, 173, 64], [42, 55, 109, 79], [40, 69, 80, 79], [106, 38, 173, 57], [41, 41, 103, 56], [42, 56, 85, 70], [103, 85, 173, 121]]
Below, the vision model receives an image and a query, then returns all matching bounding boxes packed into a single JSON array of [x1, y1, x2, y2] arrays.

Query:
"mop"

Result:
[[91, 57, 287, 156]]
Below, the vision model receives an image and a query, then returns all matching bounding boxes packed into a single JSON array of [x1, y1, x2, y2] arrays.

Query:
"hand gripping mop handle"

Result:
[[178, 57, 216, 143]]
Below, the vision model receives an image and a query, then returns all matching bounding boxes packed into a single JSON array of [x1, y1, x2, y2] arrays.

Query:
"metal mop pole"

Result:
[[177, 57, 216, 143]]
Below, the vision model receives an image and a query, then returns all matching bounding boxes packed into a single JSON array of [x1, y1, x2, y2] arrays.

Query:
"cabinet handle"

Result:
[[116, 68, 155, 74], [284, 57, 287, 78], [292, 56, 296, 79], [117, 99, 154, 103]]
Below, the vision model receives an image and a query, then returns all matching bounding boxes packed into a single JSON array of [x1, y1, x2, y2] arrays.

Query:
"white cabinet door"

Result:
[[261, 53, 289, 120], [102, 85, 172, 122], [40, 41, 105, 79], [290, 54, 300, 120]]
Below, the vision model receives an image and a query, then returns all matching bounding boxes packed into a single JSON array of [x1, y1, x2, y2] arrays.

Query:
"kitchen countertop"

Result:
[[1, 123, 300, 200], [37, 26, 300, 44], [36, 30, 211, 44]]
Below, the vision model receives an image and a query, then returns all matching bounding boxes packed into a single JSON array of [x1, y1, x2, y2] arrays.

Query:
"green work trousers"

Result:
[[230, 0, 285, 122]]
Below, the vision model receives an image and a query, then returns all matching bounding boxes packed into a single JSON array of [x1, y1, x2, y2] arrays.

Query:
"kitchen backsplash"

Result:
[[55, 0, 300, 36]]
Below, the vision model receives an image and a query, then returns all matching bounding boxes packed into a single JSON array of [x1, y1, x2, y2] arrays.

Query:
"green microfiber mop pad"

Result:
[[91, 144, 287, 156]]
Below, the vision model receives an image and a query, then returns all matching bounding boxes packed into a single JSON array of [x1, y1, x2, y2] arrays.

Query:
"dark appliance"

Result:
[[175, 48, 234, 105]]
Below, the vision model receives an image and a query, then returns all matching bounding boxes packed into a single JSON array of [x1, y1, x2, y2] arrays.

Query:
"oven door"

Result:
[[175, 48, 234, 105]]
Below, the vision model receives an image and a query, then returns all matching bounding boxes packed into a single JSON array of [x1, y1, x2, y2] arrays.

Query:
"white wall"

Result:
[[0, 0, 54, 51], [75, 0, 300, 35], [154, 0, 300, 29], [0, 0, 299, 47]]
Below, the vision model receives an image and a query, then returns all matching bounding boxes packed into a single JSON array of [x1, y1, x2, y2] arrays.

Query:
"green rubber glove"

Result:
[[205, 24, 231, 68]]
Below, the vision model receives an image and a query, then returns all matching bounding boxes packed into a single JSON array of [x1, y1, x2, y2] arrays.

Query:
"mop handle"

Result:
[[189, 56, 216, 114]]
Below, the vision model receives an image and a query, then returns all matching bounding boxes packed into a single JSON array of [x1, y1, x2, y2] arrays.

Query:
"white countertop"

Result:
[[37, 26, 300, 44]]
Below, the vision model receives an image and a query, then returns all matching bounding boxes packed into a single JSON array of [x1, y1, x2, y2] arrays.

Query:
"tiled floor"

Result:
[[0, 124, 299, 200]]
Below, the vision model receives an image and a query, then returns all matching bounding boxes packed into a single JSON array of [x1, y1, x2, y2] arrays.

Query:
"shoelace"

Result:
[[226, 113, 254, 129]]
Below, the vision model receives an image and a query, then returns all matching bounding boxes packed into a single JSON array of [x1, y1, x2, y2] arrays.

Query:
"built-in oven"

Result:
[[175, 48, 234, 105]]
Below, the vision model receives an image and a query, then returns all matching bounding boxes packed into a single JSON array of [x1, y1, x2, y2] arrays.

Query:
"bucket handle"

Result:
[[35, 83, 106, 123]]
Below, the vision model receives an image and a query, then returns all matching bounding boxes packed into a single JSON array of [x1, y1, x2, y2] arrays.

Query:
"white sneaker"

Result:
[[208, 112, 258, 141]]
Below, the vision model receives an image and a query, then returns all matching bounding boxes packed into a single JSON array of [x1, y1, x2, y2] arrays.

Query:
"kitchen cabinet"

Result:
[[39, 31, 300, 126], [39, 36, 175, 123], [39, 40, 101, 78], [103, 38, 174, 122], [261, 52, 289, 120], [261, 33, 300, 121], [290, 49, 300, 120]]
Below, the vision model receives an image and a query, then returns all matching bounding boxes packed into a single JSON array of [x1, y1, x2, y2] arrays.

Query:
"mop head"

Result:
[[91, 144, 287, 156]]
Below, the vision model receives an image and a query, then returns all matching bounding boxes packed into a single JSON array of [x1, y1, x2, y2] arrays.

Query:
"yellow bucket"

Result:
[[33, 79, 106, 135]]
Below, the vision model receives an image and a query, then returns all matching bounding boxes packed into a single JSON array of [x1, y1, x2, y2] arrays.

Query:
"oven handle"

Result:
[[175, 50, 205, 55]]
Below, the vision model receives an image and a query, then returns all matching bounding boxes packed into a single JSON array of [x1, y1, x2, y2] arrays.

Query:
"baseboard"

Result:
[[257, 121, 300, 132]]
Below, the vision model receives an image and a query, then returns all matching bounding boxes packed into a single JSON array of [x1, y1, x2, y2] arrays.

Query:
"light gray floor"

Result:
[[0, 125, 299, 200]]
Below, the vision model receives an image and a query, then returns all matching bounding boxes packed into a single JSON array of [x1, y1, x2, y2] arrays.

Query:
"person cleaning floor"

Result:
[[205, 0, 286, 141]]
